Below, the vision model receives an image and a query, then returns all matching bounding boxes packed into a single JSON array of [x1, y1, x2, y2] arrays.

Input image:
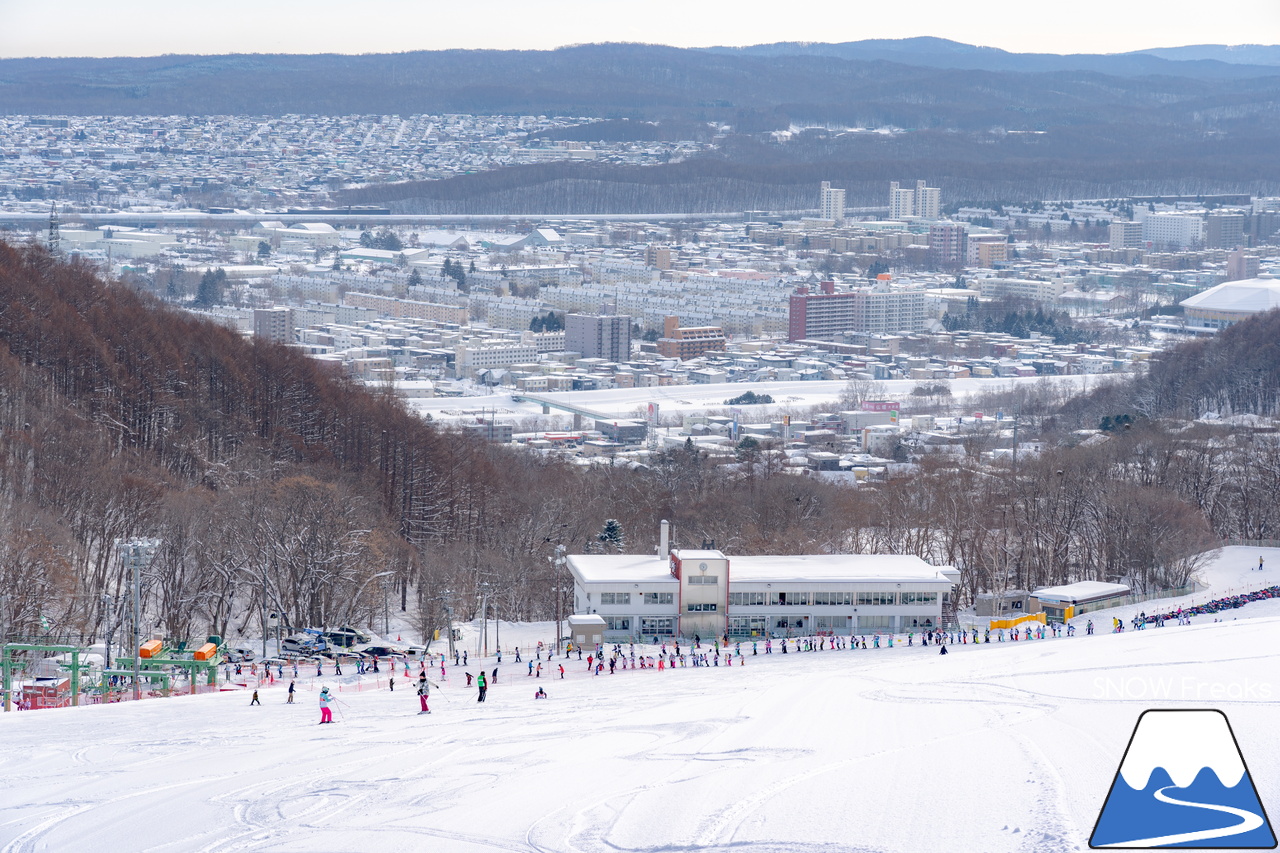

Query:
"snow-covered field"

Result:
[[3, 548, 1278, 853], [408, 375, 1100, 423]]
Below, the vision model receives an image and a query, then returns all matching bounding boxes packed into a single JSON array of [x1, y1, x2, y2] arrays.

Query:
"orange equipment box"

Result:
[[139, 639, 164, 659], [192, 643, 218, 661]]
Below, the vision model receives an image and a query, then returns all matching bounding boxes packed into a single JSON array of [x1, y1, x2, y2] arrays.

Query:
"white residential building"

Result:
[[1108, 221, 1144, 250], [819, 181, 846, 224], [888, 179, 941, 220], [1142, 213, 1205, 250]]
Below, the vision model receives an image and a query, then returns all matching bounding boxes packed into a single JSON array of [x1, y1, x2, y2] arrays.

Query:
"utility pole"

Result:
[[132, 548, 142, 700], [480, 581, 491, 658], [551, 585, 564, 657], [1011, 411, 1019, 477], [381, 577, 391, 637], [261, 565, 269, 661], [551, 543, 568, 654], [439, 590, 455, 661]]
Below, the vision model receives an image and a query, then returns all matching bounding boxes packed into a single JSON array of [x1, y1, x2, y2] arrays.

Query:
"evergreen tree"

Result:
[[598, 518, 626, 553], [195, 268, 227, 306], [408, 267, 423, 287], [376, 229, 403, 252]]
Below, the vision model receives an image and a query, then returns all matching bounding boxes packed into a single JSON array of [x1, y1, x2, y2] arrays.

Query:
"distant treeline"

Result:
[[340, 153, 1280, 214]]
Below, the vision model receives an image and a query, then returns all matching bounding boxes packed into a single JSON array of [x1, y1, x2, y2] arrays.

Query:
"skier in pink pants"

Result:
[[319, 687, 334, 724]]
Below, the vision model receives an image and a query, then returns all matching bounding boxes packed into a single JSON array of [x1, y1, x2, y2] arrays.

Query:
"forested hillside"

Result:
[[1060, 310, 1280, 423], [338, 148, 1280, 214], [0, 245, 1274, 648]]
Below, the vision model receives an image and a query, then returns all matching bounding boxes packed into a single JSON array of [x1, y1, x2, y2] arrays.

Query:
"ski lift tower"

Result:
[[116, 538, 161, 701]]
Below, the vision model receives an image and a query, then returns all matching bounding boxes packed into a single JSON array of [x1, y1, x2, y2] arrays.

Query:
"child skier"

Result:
[[417, 676, 436, 714], [318, 687, 334, 724]]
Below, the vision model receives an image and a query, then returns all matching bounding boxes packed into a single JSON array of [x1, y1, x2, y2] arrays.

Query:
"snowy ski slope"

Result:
[[2, 548, 1277, 853]]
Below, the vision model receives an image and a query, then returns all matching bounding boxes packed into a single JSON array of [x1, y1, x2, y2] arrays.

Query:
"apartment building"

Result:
[[1108, 221, 1144, 250], [565, 313, 632, 363], [928, 222, 968, 267], [888, 179, 941, 220], [1142, 213, 1205, 251], [655, 315, 727, 360], [974, 277, 1068, 302], [344, 292, 469, 324], [787, 281, 926, 341], [819, 181, 846, 224], [253, 307, 294, 344]]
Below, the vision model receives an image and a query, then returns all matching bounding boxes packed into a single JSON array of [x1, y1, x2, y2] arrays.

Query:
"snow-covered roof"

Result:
[[1181, 277, 1280, 314], [568, 552, 958, 585], [1032, 581, 1130, 603], [672, 549, 725, 561], [568, 554, 678, 584], [729, 554, 957, 584], [416, 230, 470, 247]]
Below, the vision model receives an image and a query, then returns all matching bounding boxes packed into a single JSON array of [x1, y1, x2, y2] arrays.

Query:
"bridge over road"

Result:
[[509, 393, 628, 430]]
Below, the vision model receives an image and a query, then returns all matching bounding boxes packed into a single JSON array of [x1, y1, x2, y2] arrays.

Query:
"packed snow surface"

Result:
[[2, 548, 1278, 853]]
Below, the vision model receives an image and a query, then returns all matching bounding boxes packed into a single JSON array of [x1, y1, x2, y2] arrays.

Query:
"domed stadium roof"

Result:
[[1181, 277, 1280, 314]]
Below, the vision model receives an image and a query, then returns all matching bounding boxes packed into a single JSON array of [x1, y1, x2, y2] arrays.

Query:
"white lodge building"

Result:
[[567, 546, 960, 641]]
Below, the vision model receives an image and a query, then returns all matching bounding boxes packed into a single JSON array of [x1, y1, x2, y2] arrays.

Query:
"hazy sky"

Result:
[[1, 0, 1276, 58]]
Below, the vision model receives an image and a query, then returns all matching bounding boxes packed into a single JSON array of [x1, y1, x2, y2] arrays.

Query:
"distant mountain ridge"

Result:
[[1133, 44, 1280, 66], [703, 36, 1280, 78], [1, 40, 1278, 119], [6, 40, 1280, 208]]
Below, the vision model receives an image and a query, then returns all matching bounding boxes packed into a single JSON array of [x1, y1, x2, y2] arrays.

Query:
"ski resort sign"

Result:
[[1090, 709, 1276, 849]]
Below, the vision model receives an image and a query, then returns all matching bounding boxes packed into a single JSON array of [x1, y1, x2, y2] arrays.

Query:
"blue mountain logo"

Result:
[[1091, 709, 1276, 848]]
